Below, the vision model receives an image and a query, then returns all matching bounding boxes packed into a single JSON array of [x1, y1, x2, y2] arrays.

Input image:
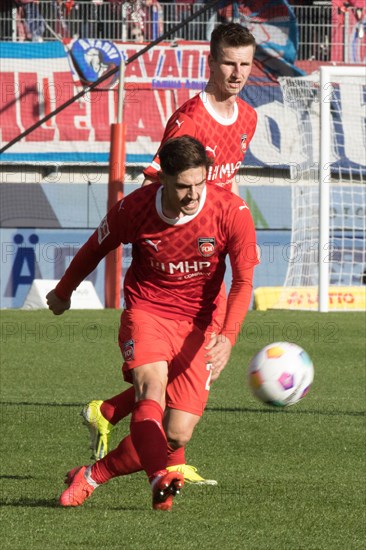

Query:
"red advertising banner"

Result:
[[1, 40, 283, 167], [0, 41, 212, 164]]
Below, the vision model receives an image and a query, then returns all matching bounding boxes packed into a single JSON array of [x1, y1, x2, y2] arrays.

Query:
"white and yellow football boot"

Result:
[[167, 464, 217, 486], [81, 400, 113, 461]]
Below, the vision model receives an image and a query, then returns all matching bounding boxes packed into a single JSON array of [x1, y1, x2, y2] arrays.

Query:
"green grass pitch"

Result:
[[1, 309, 365, 550]]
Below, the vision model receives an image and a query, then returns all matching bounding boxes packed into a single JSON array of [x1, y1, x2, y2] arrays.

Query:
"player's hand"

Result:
[[46, 290, 71, 316], [205, 332, 232, 382]]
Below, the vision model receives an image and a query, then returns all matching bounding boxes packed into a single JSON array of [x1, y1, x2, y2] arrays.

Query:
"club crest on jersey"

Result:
[[198, 237, 216, 257], [122, 339, 135, 361], [97, 215, 110, 244], [240, 134, 247, 153]]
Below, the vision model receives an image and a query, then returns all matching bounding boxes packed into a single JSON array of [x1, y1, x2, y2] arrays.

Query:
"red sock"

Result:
[[130, 399, 167, 478], [91, 434, 142, 484], [100, 386, 136, 425], [167, 445, 185, 467]]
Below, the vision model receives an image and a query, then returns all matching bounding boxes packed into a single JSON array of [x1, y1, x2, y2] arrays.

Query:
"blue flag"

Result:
[[236, 0, 306, 77]]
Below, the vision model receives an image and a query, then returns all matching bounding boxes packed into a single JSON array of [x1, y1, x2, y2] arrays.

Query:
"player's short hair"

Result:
[[159, 136, 212, 176], [210, 23, 256, 60]]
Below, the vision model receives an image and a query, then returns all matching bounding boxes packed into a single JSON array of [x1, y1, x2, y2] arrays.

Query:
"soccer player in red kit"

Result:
[[143, 23, 257, 195], [47, 136, 258, 511], [80, 23, 258, 485]]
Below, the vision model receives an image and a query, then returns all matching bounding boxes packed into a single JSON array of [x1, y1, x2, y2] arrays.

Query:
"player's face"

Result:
[[208, 44, 254, 99], [161, 166, 206, 218]]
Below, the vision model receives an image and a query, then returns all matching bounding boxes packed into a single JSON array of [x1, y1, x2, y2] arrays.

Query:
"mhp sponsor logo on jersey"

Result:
[[208, 161, 242, 182], [198, 238, 216, 258], [149, 259, 211, 275], [122, 339, 135, 361]]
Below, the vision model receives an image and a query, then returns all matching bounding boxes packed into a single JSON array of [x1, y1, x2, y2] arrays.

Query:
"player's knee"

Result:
[[166, 428, 192, 449], [132, 362, 168, 407], [164, 409, 201, 449]]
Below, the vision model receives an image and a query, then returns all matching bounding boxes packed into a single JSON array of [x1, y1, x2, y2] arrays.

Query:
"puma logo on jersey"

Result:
[[239, 203, 249, 211], [145, 239, 161, 252], [175, 119, 184, 128], [205, 145, 218, 157]]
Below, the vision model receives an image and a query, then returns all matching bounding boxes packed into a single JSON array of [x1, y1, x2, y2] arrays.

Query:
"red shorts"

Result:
[[118, 309, 221, 416]]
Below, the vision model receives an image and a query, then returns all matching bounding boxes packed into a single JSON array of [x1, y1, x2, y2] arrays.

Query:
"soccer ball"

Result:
[[248, 342, 314, 407]]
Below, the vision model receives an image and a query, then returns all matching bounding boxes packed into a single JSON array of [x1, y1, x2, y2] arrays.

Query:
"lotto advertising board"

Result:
[[254, 286, 366, 312]]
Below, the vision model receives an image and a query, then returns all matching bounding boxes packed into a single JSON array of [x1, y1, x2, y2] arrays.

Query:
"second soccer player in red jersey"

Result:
[[47, 136, 258, 510], [143, 23, 257, 195]]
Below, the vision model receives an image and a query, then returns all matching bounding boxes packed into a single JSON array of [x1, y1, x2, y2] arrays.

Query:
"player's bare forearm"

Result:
[[205, 333, 232, 382], [46, 289, 71, 316]]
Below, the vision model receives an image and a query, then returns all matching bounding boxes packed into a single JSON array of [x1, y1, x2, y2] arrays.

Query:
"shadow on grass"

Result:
[[0, 497, 145, 511], [206, 406, 365, 417], [1, 401, 365, 418], [0, 475, 34, 480], [1, 401, 83, 407], [0, 498, 59, 508]]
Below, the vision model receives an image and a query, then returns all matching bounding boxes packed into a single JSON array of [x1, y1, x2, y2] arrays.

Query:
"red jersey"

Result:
[[143, 92, 257, 191], [55, 183, 258, 343]]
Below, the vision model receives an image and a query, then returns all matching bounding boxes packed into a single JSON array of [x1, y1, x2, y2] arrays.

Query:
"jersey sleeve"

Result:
[[55, 199, 130, 301], [222, 202, 259, 345], [143, 112, 197, 181]]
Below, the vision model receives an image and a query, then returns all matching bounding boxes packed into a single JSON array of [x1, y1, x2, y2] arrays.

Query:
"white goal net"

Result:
[[278, 67, 365, 311]]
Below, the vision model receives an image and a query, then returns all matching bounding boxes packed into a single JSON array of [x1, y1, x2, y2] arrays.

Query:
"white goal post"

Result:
[[319, 66, 365, 312], [277, 66, 366, 312]]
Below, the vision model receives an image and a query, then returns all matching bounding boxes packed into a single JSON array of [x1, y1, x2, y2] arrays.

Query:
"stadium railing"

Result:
[[1, 2, 364, 62]]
